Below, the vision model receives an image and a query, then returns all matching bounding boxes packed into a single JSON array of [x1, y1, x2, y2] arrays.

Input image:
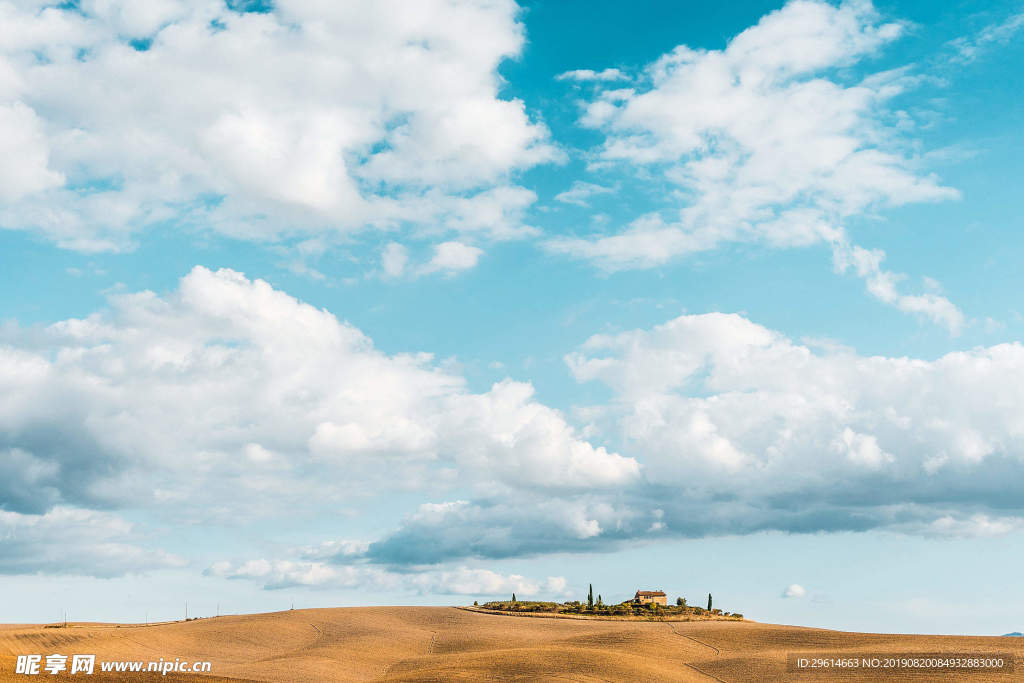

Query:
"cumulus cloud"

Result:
[[417, 241, 484, 276], [0, 507, 182, 577], [7, 271, 1024, 574], [0, 0, 558, 251], [545, 0, 962, 328], [783, 584, 807, 598], [200, 306, 1024, 569], [0, 102, 64, 201], [365, 499, 648, 565], [0, 267, 638, 533], [560, 312, 1024, 539]]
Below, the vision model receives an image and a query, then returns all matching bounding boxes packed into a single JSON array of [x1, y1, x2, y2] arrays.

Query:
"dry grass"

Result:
[[1, 607, 1021, 681]]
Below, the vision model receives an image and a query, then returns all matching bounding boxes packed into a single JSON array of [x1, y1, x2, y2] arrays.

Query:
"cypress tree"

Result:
[[707, 593, 712, 611], [587, 584, 594, 610], [512, 593, 516, 603]]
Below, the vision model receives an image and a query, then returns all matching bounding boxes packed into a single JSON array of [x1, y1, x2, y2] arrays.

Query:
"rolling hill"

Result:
[[1, 607, 1021, 681]]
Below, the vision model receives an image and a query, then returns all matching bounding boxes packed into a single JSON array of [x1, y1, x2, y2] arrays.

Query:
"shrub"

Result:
[[481, 600, 560, 613]]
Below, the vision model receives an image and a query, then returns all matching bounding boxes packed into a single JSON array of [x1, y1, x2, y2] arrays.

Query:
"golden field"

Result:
[[1, 606, 1021, 681]]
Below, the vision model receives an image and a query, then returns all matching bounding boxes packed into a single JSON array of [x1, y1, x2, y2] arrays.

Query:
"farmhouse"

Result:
[[632, 590, 667, 606]]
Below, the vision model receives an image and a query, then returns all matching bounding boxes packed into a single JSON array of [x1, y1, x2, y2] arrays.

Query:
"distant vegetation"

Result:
[[479, 597, 742, 620]]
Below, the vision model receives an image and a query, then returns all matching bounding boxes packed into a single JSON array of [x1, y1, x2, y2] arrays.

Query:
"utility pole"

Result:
[[185, 600, 188, 621]]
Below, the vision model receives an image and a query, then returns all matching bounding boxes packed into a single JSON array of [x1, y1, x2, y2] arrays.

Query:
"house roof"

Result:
[[635, 590, 666, 597]]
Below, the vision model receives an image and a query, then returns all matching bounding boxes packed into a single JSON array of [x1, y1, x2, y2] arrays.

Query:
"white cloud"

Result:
[[380, 241, 409, 278], [0, 266, 638, 534], [206, 558, 567, 597], [832, 241, 964, 333], [294, 539, 372, 562], [554, 181, 614, 207], [243, 442, 274, 463], [922, 514, 1023, 539], [377, 240, 485, 279], [556, 68, 628, 82], [545, 0, 961, 328], [783, 584, 807, 598], [200, 298, 1023, 567], [8, 277, 1024, 573], [0, 102, 64, 201], [949, 11, 1024, 64], [564, 312, 1024, 535], [0, 507, 182, 577], [831, 427, 893, 469], [417, 241, 483, 276], [0, 0, 559, 250]]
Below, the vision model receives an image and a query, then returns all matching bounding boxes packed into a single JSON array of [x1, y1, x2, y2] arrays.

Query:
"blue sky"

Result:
[[1, 0, 1023, 635]]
